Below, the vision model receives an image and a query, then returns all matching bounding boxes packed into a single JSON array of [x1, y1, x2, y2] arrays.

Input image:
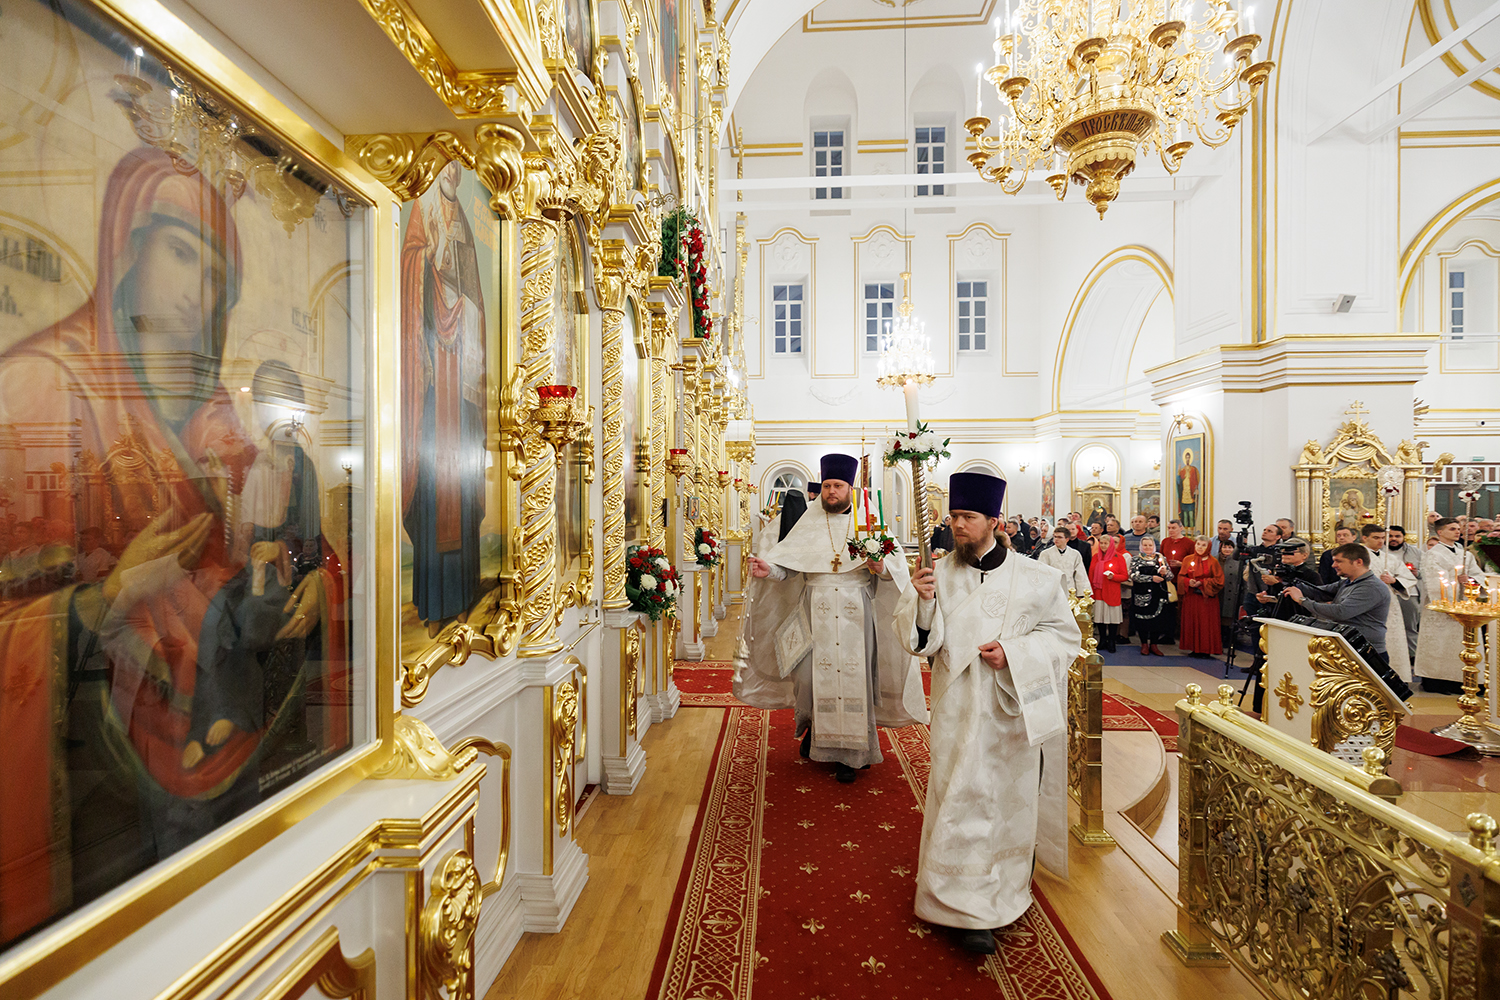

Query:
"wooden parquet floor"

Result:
[[484, 606, 1265, 1000]]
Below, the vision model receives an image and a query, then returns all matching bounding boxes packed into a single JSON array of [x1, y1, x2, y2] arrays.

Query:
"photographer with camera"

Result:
[[1238, 533, 1320, 711], [1283, 544, 1391, 667]]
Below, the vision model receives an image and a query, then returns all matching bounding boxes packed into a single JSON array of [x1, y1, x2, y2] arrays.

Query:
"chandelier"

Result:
[[875, 272, 935, 388], [966, 0, 1274, 217]]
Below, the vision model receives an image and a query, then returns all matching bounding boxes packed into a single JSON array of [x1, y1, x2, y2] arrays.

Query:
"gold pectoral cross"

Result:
[[831, 553, 842, 571]]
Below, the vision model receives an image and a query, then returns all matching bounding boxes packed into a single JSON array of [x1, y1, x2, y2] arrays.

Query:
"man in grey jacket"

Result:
[[1284, 543, 1391, 659]]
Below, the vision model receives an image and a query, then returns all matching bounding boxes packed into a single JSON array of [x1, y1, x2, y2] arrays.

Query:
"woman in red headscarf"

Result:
[[0, 149, 346, 945], [1178, 536, 1224, 657], [1089, 534, 1127, 652]]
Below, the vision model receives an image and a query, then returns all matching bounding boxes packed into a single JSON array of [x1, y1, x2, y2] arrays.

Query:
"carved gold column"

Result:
[[596, 243, 629, 609], [513, 163, 564, 656], [649, 342, 669, 551]]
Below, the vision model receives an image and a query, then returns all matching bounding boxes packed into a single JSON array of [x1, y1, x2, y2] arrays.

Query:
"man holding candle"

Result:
[[736, 454, 927, 783], [1415, 517, 1486, 694], [892, 471, 1081, 954]]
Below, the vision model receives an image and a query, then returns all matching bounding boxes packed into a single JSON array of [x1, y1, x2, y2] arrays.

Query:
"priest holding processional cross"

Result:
[[736, 453, 929, 783], [893, 471, 1081, 955]]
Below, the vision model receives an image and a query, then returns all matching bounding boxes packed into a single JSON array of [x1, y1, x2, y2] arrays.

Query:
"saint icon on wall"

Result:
[[1177, 447, 1200, 529], [401, 161, 487, 623], [1171, 432, 1207, 530]]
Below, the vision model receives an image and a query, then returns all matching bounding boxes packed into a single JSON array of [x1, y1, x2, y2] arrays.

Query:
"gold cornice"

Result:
[[353, 0, 547, 120]]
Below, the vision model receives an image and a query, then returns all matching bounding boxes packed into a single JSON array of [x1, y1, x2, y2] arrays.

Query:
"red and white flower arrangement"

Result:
[[685, 221, 713, 341], [882, 420, 952, 467], [847, 532, 897, 564], [625, 544, 680, 621], [694, 527, 722, 567]]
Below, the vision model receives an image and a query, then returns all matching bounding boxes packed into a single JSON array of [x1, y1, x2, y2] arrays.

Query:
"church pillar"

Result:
[[675, 354, 707, 662], [648, 324, 682, 715], [517, 208, 563, 658]]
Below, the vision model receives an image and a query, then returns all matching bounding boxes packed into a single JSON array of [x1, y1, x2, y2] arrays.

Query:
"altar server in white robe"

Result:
[[1035, 525, 1091, 596], [737, 453, 928, 782], [1361, 524, 1417, 683], [1415, 517, 1486, 689], [893, 472, 1082, 955]]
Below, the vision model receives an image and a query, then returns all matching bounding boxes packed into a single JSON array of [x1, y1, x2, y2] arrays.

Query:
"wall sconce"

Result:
[[1091, 464, 1105, 479], [1018, 462, 1029, 472], [1167, 412, 1195, 439]]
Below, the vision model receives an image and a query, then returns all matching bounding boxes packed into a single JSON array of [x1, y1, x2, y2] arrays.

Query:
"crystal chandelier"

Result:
[[875, 272, 935, 388], [965, 0, 1274, 218]]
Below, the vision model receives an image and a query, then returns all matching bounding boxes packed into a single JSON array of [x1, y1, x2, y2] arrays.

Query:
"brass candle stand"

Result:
[[1427, 589, 1500, 755], [534, 385, 588, 466], [666, 447, 694, 480]]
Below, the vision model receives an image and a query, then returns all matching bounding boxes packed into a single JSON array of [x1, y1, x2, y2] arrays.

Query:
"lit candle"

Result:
[[1005, 0, 1012, 31], [1244, 4, 1255, 34], [903, 379, 921, 433], [976, 65, 984, 117]]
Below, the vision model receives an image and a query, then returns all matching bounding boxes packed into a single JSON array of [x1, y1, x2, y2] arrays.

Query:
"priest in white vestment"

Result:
[[892, 472, 1082, 955], [1415, 517, 1486, 688], [1361, 525, 1417, 683], [736, 454, 927, 782]]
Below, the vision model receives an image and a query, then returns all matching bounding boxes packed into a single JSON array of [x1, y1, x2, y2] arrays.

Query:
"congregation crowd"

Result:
[[927, 505, 1500, 699]]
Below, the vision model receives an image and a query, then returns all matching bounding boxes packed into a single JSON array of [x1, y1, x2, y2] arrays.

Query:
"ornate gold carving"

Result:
[[400, 594, 522, 707], [353, 0, 526, 119], [374, 715, 480, 780], [714, 21, 731, 88], [1172, 693, 1500, 1000], [449, 737, 512, 899], [420, 850, 483, 1000], [1273, 672, 1303, 721], [1306, 636, 1402, 760], [474, 124, 527, 220], [516, 215, 563, 656], [552, 678, 580, 838], [345, 131, 475, 201], [591, 233, 636, 609], [623, 625, 642, 741], [535, 0, 568, 64]]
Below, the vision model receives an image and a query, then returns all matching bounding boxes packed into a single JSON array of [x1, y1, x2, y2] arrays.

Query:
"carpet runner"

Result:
[[674, 660, 738, 707], [647, 707, 1112, 1000], [1101, 693, 1180, 752]]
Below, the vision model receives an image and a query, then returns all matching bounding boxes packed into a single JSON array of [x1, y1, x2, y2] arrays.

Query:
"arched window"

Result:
[[767, 466, 808, 508]]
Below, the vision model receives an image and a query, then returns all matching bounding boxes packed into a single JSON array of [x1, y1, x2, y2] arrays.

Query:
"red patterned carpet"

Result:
[[1102, 693, 1179, 752], [674, 660, 738, 707], [647, 707, 1112, 1000]]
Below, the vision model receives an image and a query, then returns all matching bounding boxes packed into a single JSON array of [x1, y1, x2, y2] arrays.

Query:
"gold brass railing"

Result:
[[1067, 590, 1114, 846], [1166, 682, 1500, 999]]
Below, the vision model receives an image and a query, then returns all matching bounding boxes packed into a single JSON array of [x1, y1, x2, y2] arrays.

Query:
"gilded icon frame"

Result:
[[1169, 430, 1211, 533], [0, 0, 400, 995]]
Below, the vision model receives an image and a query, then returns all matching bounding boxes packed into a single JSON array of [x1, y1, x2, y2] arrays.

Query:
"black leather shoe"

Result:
[[959, 928, 997, 954], [835, 762, 857, 784], [799, 730, 811, 759]]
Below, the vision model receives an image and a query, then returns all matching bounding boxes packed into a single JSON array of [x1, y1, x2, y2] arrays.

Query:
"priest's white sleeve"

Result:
[[994, 582, 1082, 746], [893, 585, 943, 656]]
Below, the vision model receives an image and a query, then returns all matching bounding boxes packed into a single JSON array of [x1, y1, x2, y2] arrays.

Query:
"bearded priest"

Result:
[[893, 471, 1081, 955], [735, 453, 928, 783]]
